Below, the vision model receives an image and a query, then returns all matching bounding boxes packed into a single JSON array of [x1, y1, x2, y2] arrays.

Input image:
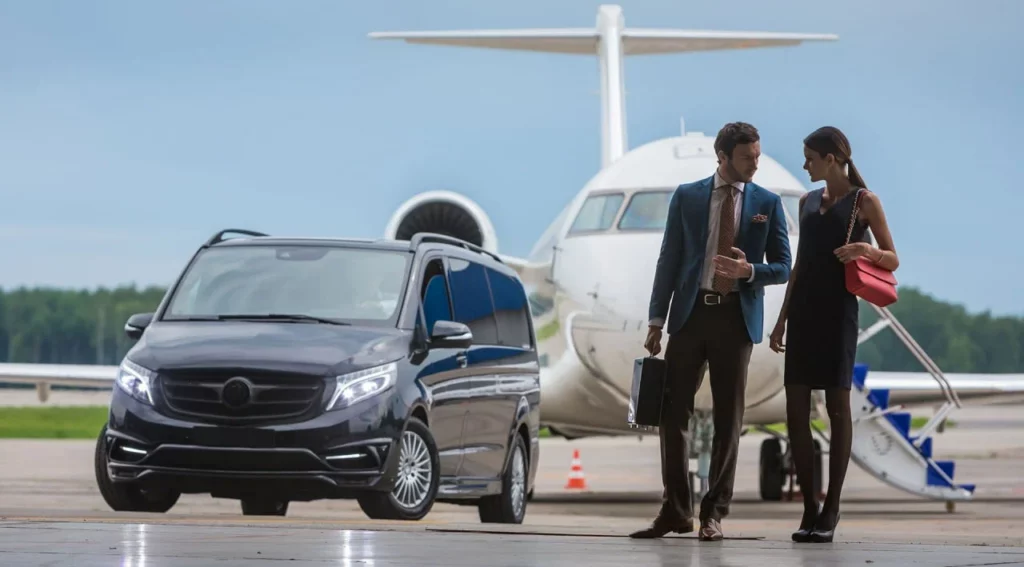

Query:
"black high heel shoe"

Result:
[[808, 511, 841, 543], [791, 503, 821, 543]]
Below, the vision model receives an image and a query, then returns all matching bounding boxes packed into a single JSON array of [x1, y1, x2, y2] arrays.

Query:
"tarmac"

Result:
[[2, 394, 1024, 565]]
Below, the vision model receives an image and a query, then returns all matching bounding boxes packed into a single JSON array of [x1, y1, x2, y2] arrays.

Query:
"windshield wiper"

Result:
[[216, 314, 350, 325]]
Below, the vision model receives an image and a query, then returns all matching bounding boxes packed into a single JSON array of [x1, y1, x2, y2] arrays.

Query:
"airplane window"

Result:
[[568, 193, 624, 233], [618, 191, 672, 230]]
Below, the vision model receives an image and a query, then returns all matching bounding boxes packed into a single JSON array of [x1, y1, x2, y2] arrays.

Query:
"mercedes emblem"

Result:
[[222, 377, 253, 408]]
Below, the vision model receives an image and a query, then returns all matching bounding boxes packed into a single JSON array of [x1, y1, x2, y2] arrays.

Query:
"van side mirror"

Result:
[[125, 313, 154, 340], [429, 320, 472, 350]]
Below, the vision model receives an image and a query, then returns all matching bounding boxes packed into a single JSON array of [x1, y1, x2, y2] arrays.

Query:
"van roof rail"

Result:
[[204, 229, 269, 247], [409, 232, 503, 264]]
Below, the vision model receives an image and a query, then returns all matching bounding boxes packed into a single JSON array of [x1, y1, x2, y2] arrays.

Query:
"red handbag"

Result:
[[844, 189, 898, 307]]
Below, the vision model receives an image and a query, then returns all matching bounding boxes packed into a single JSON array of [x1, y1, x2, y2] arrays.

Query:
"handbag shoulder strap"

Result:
[[844, 188, 865, 245]]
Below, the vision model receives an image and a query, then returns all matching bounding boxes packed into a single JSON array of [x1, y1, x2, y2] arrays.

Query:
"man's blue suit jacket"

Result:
[[648, 174, 792, 344]]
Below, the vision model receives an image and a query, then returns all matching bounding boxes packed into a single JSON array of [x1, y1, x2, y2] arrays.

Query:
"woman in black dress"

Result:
[[769, 126, 900, 543]]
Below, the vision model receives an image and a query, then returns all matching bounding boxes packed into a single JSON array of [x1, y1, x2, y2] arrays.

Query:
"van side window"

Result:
[[446, 257, 499, 345], [485, 268, 533, 349], [420, 258, 452, 336]]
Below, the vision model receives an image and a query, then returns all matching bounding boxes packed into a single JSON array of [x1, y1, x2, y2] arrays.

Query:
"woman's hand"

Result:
[[769, 320, 786, 353], [833, 242, 874, 264]]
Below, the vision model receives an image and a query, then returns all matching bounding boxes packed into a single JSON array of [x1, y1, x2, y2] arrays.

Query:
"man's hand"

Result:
[[713, 247, 753, 279], [644, 326, 662, 356]]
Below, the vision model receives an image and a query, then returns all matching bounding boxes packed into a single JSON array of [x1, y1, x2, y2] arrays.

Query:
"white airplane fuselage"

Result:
[[522, 133, 806, 438]]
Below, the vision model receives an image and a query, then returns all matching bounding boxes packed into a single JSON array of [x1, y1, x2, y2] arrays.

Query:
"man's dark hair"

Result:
[[714, 122, 759, 160]]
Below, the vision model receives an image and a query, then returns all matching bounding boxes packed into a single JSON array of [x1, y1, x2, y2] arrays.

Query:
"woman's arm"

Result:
[[834, 191, 900, 271], [859, 192, 899, 271]]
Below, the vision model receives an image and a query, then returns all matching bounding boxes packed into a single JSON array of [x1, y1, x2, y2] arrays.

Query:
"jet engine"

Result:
[[384, 190, 498, 253]]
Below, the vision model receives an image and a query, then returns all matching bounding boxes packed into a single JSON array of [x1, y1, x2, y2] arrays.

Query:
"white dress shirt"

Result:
[[649, 172, 754, 329], [699, 172, 751, 291]]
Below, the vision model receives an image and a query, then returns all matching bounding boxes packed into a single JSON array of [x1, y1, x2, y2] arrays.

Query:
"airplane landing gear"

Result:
[[691, 417, 826, 505], [759, 437, 785, 501], [757, 429, 824, 502], [688, 412, 714, 504]]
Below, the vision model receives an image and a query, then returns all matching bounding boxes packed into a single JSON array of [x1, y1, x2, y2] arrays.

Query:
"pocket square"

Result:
[[751, 214, 768, 223]]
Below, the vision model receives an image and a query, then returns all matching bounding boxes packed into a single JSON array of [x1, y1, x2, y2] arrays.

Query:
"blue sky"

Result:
[[1, 0, 1022, 316]]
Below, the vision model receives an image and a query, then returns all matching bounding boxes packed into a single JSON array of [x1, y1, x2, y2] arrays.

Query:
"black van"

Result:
[[94, 229, 540, 524]]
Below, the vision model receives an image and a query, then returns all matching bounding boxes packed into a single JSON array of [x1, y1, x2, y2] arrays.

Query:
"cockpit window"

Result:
[[618, 190, 672, 230], [568, 193, 624, 233]]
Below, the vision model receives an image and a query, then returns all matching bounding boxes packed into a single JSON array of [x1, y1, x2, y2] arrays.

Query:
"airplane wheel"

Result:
[[759, 438, 784, 501]]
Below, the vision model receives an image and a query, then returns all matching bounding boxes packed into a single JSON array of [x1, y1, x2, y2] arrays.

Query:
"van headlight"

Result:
[[116, 359, 155, 405], [326, 362, 397, 411]]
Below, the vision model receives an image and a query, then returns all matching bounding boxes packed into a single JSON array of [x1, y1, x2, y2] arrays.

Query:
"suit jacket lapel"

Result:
[[698, 175, 715, 245], [737, 182, 756, 245]]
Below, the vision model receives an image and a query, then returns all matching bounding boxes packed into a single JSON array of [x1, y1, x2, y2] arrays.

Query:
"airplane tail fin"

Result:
[[370, 5, 837, 168]]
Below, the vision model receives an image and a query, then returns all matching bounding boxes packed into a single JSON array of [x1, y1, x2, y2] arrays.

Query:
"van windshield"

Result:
[[163, 245, 411, 326]]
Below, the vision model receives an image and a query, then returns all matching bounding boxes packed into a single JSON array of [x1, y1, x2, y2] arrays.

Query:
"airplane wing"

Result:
[[3, 363, 1023, 407], [499, 254, 551, 290], [0, 362, 117, 388], [368, 28, 838, 56], [865, 371, 1024, 406]]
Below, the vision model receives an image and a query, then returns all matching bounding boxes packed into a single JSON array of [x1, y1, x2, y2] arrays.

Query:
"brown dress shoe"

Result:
[[698, 518, 723, 541], [629, 516, 695, 539]]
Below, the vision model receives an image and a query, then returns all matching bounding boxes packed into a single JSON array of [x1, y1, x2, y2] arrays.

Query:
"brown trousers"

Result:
[[659, 293, 752, 523]]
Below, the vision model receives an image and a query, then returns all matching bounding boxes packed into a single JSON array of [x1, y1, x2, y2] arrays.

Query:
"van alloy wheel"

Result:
[[478, 433, 529, 524], [510, 443, 526, 519], [356, 417, 440, 521], [392, 429, 433, 510]]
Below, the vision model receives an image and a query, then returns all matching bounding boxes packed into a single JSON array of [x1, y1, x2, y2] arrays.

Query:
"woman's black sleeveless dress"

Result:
[[784, 187, 870, 390]]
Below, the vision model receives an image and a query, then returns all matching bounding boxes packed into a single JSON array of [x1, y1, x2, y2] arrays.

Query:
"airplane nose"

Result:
[[554, 232, 667, 321]]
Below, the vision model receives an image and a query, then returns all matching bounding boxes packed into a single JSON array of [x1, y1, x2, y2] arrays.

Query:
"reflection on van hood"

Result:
[[127, 321, 408, 377]]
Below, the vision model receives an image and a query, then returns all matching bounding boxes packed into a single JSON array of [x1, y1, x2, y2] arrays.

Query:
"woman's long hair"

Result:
[[803, 126, 867, 189]]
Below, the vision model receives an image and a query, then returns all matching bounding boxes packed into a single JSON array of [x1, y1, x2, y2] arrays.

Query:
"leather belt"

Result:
[[699, 290, 738, 306]]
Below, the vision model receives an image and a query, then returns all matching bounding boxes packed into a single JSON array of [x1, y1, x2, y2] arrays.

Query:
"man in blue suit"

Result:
[[630, 122, 792, 541]]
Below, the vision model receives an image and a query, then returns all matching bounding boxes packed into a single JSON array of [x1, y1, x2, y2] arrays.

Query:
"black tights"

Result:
[[785, 385, 851, 530]]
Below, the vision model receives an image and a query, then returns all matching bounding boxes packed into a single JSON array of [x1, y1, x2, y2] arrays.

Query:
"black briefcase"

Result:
[[627, 356, 667, 429]]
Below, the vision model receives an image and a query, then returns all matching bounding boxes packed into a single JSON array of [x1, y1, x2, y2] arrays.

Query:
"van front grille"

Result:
[[159, 369, 325, 423]]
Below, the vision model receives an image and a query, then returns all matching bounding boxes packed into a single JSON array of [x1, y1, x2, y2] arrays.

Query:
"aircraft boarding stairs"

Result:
[[816, 303, 976, 507]]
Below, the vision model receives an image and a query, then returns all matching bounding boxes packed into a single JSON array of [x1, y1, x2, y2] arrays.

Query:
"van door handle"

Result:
[[456, 353, 467, 368]]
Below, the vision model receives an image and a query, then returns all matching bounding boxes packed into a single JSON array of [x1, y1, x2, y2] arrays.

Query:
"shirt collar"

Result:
[[714, 171, 744, 193]]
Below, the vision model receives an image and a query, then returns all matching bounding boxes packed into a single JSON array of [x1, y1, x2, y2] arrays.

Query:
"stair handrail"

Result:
[[867, 303, 962, 408]]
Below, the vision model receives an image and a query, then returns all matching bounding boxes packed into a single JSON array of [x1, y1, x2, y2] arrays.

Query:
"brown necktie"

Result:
[[711, 186, 736, 295]]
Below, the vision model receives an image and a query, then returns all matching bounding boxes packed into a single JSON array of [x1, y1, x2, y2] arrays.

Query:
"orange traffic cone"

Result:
[[564, 448, 587, 490]]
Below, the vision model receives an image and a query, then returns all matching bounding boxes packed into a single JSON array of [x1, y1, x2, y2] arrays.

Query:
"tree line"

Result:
[[0, 285, 1022, 373]]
